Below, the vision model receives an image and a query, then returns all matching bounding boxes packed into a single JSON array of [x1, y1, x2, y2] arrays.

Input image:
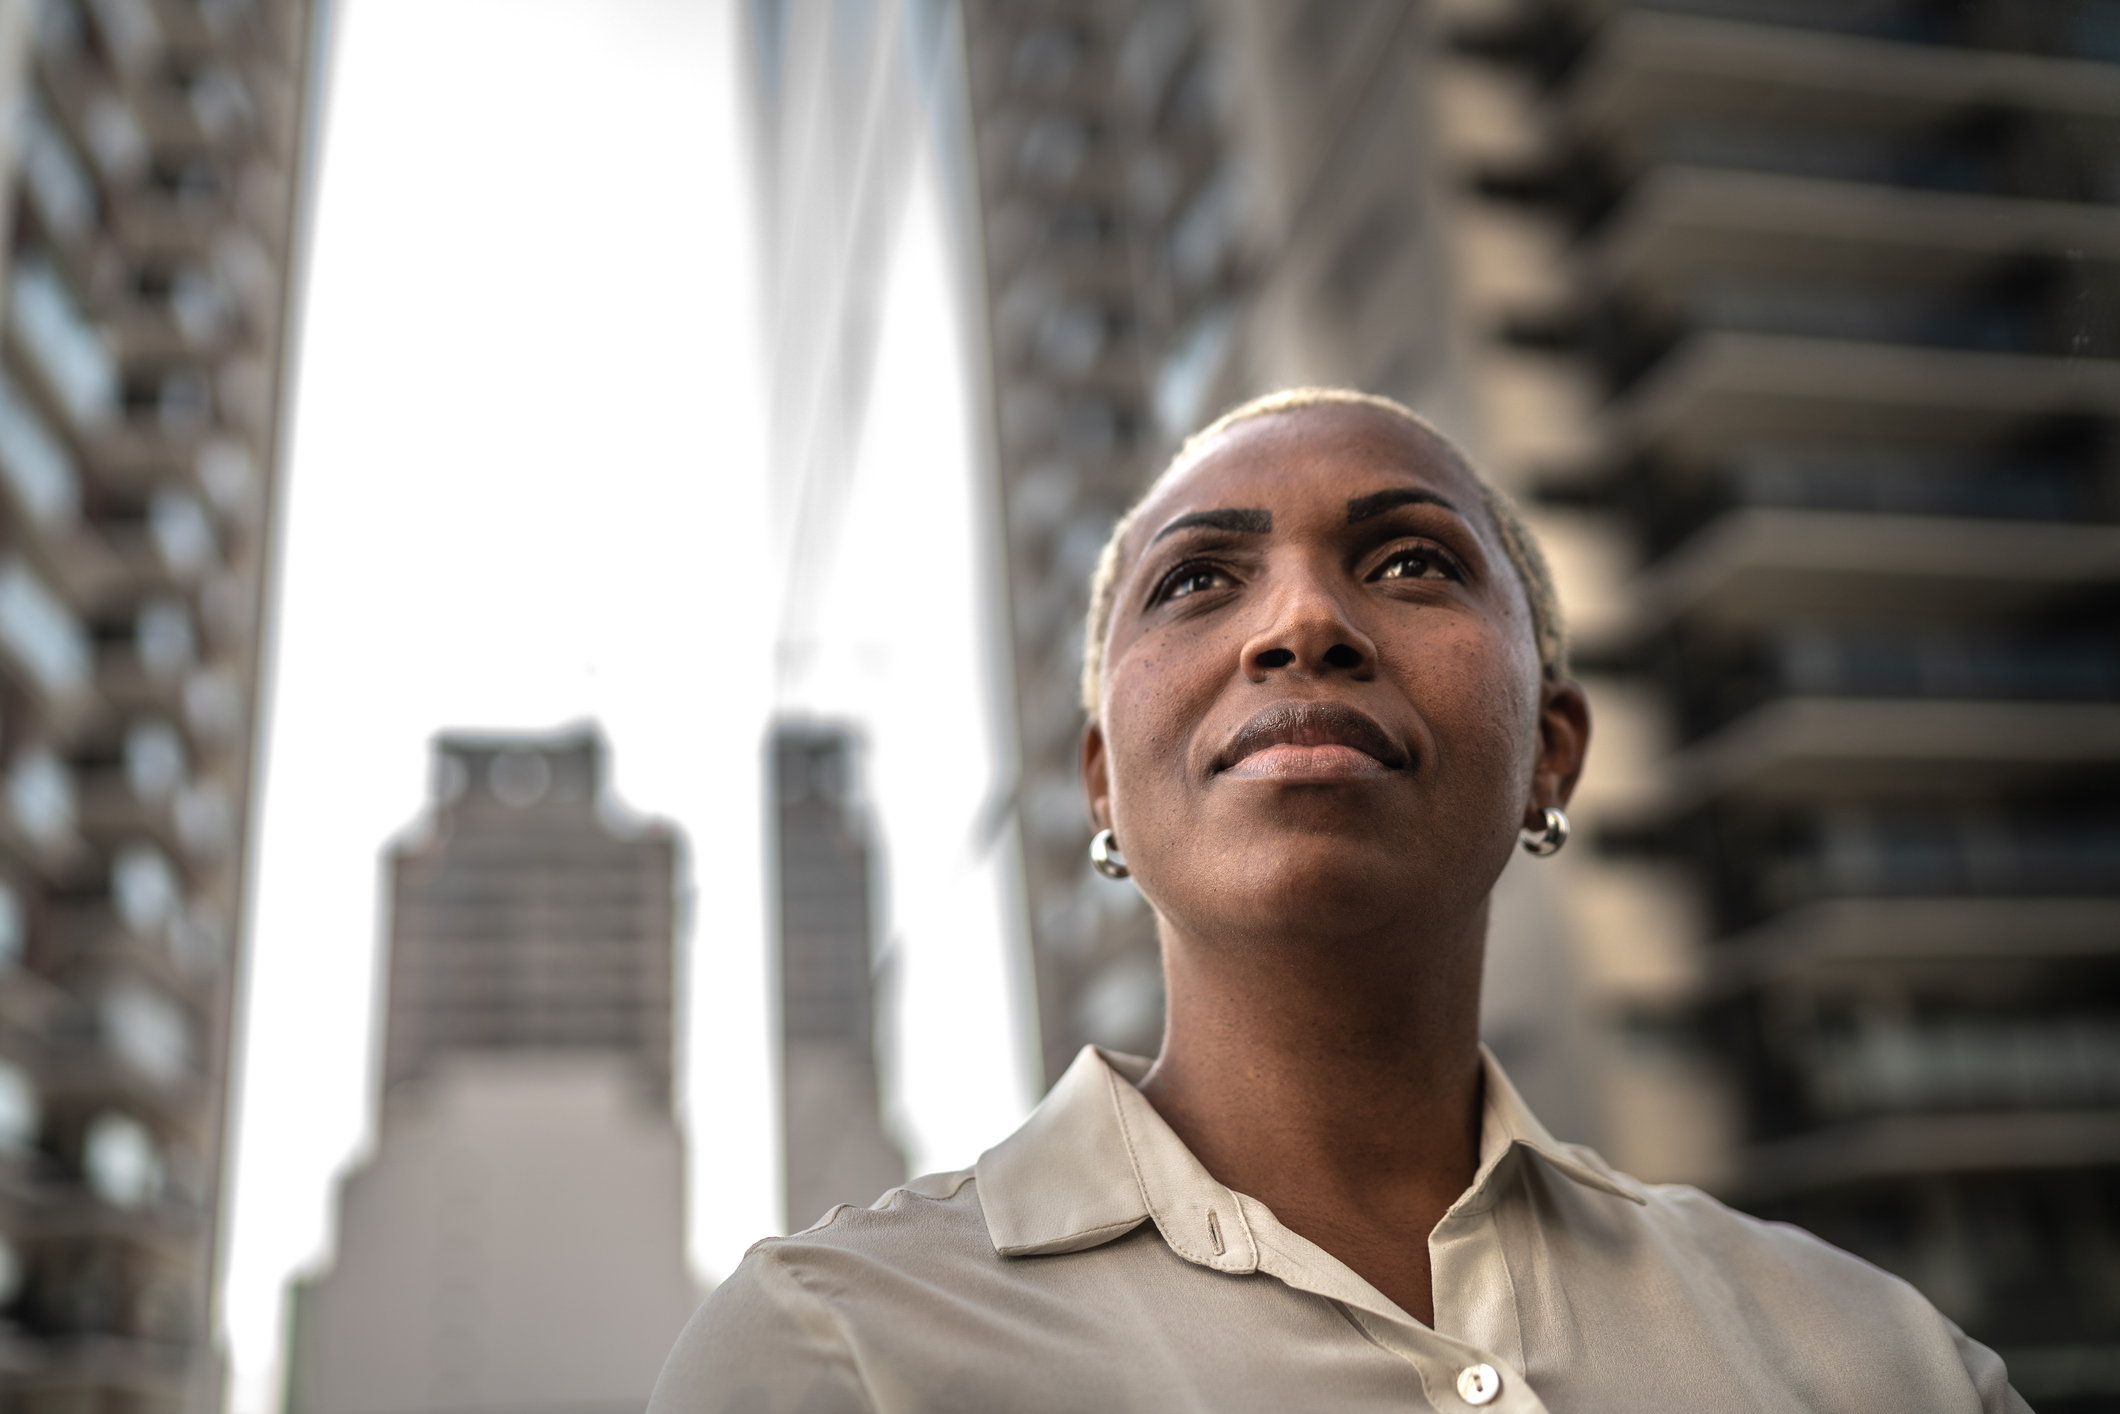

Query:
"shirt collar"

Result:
[[974, 1043, 1643, 1265]]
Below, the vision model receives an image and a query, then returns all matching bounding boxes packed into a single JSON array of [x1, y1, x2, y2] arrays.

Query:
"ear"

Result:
[[1525, 676, 1591, 829], [1081, 718, 1113, 833]]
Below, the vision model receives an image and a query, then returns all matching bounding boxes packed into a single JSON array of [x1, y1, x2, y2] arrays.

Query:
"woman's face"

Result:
[[1082, 404, 1589, 948]]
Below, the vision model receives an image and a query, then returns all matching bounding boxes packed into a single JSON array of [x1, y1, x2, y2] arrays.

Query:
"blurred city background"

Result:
[[0, 2, 2101, 1414]]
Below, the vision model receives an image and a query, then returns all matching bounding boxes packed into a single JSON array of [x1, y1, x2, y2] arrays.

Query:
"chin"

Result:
[[1178, 830, 1448, 938]]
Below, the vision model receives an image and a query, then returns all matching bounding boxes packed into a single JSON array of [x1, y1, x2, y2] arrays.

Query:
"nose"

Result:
[[1240, 577, 1377, 683]]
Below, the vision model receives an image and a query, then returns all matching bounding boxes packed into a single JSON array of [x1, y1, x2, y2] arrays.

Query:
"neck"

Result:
[[1135, 906, 1487, 1322]]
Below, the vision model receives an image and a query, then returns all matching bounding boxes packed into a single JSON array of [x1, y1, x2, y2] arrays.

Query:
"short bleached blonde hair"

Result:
[[1080, 387, 1567, 714]]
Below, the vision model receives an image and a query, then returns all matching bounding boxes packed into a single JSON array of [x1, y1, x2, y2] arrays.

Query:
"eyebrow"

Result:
[[1149, 508, 1272, 544], [1347, 488, 1463, 523]]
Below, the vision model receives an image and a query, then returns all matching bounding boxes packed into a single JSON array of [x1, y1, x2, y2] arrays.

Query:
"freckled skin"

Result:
[[1080, 404, 1590, 1327]]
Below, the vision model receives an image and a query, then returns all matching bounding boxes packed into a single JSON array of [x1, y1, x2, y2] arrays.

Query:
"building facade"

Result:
[[0, 2, 319, 1412], [1434, 0, 2120, 1398], [771, 724, 904, 1233], [744, 0, 957, 1233], [284, 729, 699, 1414]]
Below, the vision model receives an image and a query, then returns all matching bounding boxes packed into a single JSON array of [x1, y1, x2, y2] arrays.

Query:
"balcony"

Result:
[[1606, 332, 2120, 465], [1589, 167, 2120, 300], [1712, 897, 2120, 988], [1669, 625, 2120, 743], [1571, 12, 2120, 139], [1623, 508, 2120, 635], [1607, 0, 2120, 63], [1732, 1109, 2120, 1200], [1649, 697, 2120, 808]]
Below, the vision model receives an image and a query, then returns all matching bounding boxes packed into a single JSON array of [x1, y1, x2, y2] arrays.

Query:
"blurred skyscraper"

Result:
[[771, 724, 904, 1231], [284, 729, 698, 1414], [744, 0, 965, 1230], [1438, 0, 2120, 1398], [0, 2, 318, 1411]]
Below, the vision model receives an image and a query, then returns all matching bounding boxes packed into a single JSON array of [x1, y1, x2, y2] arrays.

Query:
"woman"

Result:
[[652, 390, 2026, 1413]]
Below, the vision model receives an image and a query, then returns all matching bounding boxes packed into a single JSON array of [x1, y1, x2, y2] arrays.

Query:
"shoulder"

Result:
[[647, 1171, 989, 1414], [1531, 1148, 2024, 1413]]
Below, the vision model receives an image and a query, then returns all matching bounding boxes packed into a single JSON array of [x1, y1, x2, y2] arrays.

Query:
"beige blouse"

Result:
[[650, 1045, 2027, 1413]]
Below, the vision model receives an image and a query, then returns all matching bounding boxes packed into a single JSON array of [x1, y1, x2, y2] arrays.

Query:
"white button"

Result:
[[1457, 1363, 1502, 1406]]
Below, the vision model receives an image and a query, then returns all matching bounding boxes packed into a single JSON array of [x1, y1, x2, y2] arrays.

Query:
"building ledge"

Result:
[[1591, 167, 2120, 297], [1621, 507, 2120, 636], [1731, 1109, 2120, 1202], [1710, 897, 2120, 990], [1649, 697, 2120, 810], [1573, 11, 2120, 136], [1608, 333, 2120, 465]]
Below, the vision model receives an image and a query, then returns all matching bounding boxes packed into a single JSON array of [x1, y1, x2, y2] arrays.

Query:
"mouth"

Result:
[[1215, 700, 1410, 781]]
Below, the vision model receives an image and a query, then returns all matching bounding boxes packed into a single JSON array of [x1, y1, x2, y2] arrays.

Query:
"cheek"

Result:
[[1101, 639, 1218, 825], [1408, 617, 1543, 780]]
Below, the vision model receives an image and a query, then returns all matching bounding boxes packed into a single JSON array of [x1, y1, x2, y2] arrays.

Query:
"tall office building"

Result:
[[284, 729, 699, 1414], [1431, 0, 2120, 1396], [771, 724, 904, 1232], [0, 2, 318, 1412], [744, 0, 947, 1231]]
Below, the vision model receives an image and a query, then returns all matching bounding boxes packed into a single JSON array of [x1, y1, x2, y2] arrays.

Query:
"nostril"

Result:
[[1257, 648, 1295, 668], [1323, 644, 1362, 669]]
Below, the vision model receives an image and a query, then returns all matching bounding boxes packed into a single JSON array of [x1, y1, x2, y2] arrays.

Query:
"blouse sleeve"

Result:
[[647, 1246, 877, 1414], [1949, 1321, 2033, 1414]]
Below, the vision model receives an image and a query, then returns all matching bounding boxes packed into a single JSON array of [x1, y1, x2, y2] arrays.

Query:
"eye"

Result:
[[1156, 562, 1237, 603], [1372, 544, 1458, 582]]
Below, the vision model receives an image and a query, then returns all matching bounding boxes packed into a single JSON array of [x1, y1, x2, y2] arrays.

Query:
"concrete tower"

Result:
[[771, 723, 904, 1232], [0, 3, 321, 1412], [284, 728, 699, 1414]]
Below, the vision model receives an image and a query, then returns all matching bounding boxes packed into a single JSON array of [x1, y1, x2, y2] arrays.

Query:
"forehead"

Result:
[[1132, 404, 1489, 541]]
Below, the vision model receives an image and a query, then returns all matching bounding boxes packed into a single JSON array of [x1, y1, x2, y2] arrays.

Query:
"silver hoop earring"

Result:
[[1520, 807, 1569, 857], [1089, 828, 1130, 879]]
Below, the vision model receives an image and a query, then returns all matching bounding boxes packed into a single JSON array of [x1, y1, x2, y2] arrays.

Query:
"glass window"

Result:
[[101, 979, 188, 1084], [6, 748, 72, 846], [196, 436, 258, 522], [81, 88, 147, 182], [0, 368, 81, 530], [112, 842, 178, 933], [186, 64, 253, 143], [86, 0, 162, 72], [124, 717, 186, 802], [148, 488, 216, 578], [17, 91, 95, 241], [136, 595, 196, 678], [0, 556, 89, 696], [9, 258, 116, 426], [83, 1111, 162, 1208]]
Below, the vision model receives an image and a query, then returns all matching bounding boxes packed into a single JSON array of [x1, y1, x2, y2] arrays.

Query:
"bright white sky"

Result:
[[217, 4, 1033, 1412]]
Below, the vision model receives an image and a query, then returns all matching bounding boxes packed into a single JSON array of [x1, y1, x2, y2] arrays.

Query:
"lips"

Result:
[[1215, 700, 1410, 779]]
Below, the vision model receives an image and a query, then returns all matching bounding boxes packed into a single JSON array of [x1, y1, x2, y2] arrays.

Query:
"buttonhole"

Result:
[[1206, 1209, 1225, 1256]]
